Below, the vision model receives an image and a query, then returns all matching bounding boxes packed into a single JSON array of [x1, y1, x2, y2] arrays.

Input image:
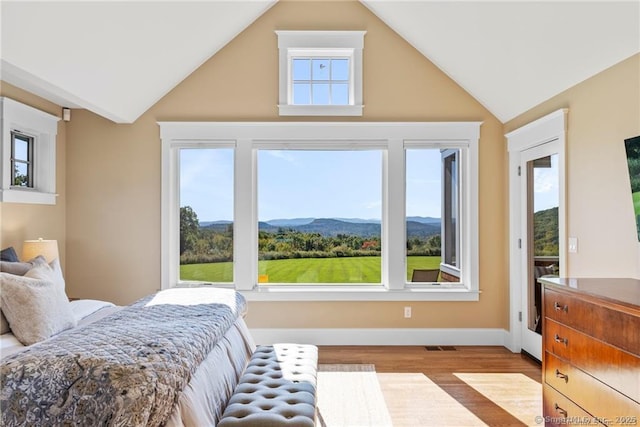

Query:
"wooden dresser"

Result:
[[540, 277, 640, 426]]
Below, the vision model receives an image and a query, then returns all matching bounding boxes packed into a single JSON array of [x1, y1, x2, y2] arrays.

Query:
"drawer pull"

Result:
[[553, 301, 569, 313], [555, 369, 569, 383], [554, 403, 568, 418], [554, 334, 568, 345]]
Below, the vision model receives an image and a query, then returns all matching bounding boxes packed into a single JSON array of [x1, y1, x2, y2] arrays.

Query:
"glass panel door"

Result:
[[527, 154, 560, 334], [520, 144, 560, 361]]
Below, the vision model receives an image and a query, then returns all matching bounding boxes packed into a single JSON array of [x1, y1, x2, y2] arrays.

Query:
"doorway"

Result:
[[506, 110, 567, 361]]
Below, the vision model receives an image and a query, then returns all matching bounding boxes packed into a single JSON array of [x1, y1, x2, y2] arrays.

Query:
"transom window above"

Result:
[[292, 57, 350, 105], [277, 31, 365, 116]]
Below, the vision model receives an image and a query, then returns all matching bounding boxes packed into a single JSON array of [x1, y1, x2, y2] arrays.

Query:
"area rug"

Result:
[[316, 364, 393, 427]]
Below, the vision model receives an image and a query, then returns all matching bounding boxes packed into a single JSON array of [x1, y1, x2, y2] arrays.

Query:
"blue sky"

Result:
[[180, 148, 446, 222], [180, 148, 559, 222], [180, 148, 234, 222], [180, 148, 448, 222], [533, 154, 560, 213], [258, 150, 382, 221]]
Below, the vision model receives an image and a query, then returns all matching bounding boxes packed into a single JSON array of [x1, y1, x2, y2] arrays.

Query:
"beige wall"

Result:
[[4, 2, 636, 333], [64, 1, 508, 329], [0, 82, 67, 270], [505, 53, 640, 279]]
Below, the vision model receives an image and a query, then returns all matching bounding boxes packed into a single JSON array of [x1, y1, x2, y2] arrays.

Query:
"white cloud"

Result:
[[266, 150, 298, 164]]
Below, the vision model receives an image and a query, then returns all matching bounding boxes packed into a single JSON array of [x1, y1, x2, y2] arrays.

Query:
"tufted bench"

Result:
[[218, 343, 318, 427]]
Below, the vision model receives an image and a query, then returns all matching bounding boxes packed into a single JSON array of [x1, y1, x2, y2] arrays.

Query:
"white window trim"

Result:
[[276, 30, 365, 117], [0, 97, 59, 204], [159, 122, 481, 301]]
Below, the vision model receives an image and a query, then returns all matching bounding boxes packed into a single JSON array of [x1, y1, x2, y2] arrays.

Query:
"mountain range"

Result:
[[201, 217, 441, 238]]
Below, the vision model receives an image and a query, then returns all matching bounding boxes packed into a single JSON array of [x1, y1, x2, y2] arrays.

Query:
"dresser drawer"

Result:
[[544, 352, 640, 420], [544, 319, 640, 403], [543, 384, 603, 426], [544, 288, 640, 355]]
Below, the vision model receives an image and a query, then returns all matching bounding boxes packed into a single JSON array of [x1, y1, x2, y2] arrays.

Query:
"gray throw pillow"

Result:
[[0, 247, 19, 262], [0, 255, 47, 276]]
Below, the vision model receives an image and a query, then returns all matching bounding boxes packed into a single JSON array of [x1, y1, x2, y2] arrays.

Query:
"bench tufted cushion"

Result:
[[218, 344, 318, 427]]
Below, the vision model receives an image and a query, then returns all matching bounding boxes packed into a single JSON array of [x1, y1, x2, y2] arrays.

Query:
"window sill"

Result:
[[174, 282, 480, 301], [0, 188, 57, 204], [278, 104, 363, 117]]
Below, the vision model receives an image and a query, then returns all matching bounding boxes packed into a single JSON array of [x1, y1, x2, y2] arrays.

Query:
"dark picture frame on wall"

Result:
[[624, 135, 640, 241]]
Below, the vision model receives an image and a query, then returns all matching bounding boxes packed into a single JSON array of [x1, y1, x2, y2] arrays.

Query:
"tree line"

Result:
[[625, 137, 640, 193], [533, 206, 559, 256], [180, 206, 442, 265]]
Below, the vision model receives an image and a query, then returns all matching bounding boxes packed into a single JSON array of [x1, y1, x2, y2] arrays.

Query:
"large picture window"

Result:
[[257, 149, 382, 284], [160, 122, 480, 301]]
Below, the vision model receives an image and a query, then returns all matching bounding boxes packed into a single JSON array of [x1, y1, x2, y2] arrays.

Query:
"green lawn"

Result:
[[180, 255, 441, 284], [633, 191, 640, 216]]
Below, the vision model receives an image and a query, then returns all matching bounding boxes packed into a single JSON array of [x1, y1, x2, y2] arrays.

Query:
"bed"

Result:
[[0, 252, 256, 426]]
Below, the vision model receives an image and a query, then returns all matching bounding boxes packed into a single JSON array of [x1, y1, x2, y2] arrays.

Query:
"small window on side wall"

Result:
[[11, 131, 34, 188], [276, 30, 365, 116], [1, 97, 59, 204]]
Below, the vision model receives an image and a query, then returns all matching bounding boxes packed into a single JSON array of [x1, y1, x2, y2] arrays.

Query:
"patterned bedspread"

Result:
[[0, 287, 246, 427]]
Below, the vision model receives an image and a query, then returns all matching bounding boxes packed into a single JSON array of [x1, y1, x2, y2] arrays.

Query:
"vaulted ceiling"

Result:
[[1, 1, 638, 124]]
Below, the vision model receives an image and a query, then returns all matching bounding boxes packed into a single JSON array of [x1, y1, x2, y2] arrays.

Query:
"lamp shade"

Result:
[[22, 239, 59, 263]]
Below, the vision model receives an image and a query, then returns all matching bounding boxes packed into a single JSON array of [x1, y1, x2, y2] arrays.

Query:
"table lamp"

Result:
[[22, 238, 59, 263]]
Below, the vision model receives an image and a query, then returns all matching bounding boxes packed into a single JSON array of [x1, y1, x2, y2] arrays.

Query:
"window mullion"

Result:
[[234, 139, 257, 291], [27, 135, 34, 187], [161, 143, 180, 290], [386, 139, 406, 290]]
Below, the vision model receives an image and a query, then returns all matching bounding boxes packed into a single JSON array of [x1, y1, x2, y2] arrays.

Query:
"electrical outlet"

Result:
[[568, 237, 578, 253], [404, 306, 412, 318]]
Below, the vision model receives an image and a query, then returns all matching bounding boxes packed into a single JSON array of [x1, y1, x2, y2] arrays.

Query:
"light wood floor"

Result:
[[318, 346, 542, 427]]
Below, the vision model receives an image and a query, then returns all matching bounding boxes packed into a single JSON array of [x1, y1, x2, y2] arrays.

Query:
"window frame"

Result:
[[10, 130, 35, 188], [159, 122, 481, 301], [256, 147, 384, 285], [1, 97, 59, 204], [441, 148, 461, 279], [178, 146, 235, 284], [276, 31, 365, 117], [290, 53, 352, 106]]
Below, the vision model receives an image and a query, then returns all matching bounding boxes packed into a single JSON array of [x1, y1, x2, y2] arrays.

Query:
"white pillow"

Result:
[[0, 311, 9, 335], [0, 257, 58, 335], [25, 258, 65, 291], [0, 272, 76, 345]]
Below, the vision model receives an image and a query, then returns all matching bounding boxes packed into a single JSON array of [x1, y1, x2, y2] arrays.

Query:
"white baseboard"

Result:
[[250, 328, 512, 348]]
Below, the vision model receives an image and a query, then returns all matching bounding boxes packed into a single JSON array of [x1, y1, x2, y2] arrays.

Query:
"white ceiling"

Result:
[[361, 0, 640, 122], [1, 1, 638, 124], [0, 1, 277, 123]]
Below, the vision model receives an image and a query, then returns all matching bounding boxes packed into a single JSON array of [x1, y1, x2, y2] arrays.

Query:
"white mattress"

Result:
[[166, 318, 255, 426]]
